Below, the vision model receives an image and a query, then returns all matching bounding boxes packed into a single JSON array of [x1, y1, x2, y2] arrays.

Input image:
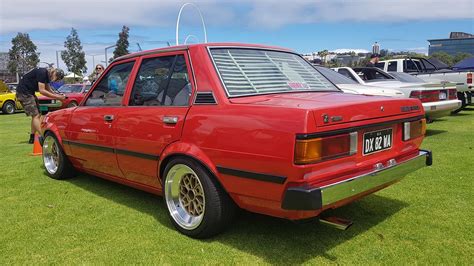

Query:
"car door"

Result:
[[64, 59, 137, 178], [114, 52, 193, 188]]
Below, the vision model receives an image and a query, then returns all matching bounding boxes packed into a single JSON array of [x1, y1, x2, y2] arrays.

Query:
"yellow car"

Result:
[[0, 82, 23, 114]]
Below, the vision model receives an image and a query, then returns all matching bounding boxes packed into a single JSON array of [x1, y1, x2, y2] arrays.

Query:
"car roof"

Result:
[[114, 43, 294, 62]]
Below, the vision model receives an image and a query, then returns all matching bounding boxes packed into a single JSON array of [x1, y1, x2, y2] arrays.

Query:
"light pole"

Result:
[[56, 50, 64, 69], [104, 45, 117, 67], [40, 62, 55, 68], [87, 54, 102, 69]]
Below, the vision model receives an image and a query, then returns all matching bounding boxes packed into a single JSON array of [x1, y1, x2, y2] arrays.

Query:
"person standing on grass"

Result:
[[16, 67, 66, 144]]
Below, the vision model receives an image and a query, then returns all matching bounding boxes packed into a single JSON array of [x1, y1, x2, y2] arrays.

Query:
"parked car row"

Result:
[[0, 83, 90, 114], [331, 66, 462, 121], [40, 43, 434, 238]]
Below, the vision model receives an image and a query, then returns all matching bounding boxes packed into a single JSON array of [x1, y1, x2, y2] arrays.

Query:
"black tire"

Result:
[[67, 101, 78, 108], [451, 92, 466, 114], [2, 101, 16, 114], [42, 132, 76, 180], [163, 157, 237, 238]]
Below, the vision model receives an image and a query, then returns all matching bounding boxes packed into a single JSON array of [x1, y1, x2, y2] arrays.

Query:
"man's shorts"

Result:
[[16, 93, 40, 117]]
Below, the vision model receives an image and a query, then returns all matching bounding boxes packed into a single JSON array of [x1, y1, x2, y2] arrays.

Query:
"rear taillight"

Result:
[[448, 89, 457, 100], [403, 119, 426, 141], [410, 90, 440, 103], [294, 132, 357, 164], [467, 72, 472, 84]]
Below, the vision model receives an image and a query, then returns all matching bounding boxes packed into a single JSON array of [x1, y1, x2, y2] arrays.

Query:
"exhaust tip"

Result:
[[319, 216, 353, 230]]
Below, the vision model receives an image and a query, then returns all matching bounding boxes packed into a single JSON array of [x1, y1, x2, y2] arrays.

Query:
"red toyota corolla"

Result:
[[38, 83, 91, 112], [41, 43, 431, 238]]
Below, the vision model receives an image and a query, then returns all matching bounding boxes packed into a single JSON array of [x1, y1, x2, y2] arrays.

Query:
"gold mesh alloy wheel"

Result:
[[165, 164, 205, 230]]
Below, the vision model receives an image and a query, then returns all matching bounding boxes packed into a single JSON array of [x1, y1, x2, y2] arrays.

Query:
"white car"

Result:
[[377, 57, 472, 107], [332, 67, 462, 121], [315, 66, 405, 97]]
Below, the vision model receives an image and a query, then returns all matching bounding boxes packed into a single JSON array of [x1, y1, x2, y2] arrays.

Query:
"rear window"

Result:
[[209, 48, 338, 97]]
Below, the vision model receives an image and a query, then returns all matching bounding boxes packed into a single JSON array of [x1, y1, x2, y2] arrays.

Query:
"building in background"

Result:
[[428, 32, 474, 56], [372, 42, 380, 55]]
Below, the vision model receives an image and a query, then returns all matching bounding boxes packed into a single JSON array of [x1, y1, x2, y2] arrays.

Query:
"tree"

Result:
[[430, 52, 454, 66], [7, 33, 40, 76], [317, 50, 329, 65], [453, 52, 472, 64], [111, 25, 130, 62], [61, 28, 87, 75]]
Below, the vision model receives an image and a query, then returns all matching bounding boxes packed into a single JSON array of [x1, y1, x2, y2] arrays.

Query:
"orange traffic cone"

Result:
[[30, 134, 42, 156]]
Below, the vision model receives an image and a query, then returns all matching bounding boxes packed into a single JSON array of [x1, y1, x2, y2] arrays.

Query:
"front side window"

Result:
[[85, 61, 135, 106], [129, 55, 191, 106], [210, 48, 338, 97]]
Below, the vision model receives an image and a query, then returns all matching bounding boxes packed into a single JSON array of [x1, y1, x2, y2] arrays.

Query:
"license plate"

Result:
[[439, 91, 447, 100], [363, 128, 393, 155], [39, 106, 48, 111]]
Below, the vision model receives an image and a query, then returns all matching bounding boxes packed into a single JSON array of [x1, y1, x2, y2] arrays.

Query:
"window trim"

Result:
[[207, 46, 340, 98], [123, 50, 196, 108], [81, 58, 137, 107]]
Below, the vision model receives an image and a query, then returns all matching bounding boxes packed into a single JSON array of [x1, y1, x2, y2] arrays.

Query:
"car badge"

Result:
[[322, 114, 329, 123], [380, 106, 384, 112]]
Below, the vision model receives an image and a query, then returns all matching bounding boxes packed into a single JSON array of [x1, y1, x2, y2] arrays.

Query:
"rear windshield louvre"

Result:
[[210, 48, 337, 97]]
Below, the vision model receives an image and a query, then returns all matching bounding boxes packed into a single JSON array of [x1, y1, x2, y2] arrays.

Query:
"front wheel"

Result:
[[42, 132, 76, 180], [2, 101, 15, 114], [163, 158, 236, 238]]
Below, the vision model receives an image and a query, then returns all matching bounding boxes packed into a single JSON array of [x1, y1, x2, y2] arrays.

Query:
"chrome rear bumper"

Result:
[[281, 150, 432, 210]]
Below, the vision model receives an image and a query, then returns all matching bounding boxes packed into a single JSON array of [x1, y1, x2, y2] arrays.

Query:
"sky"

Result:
[[1, 0, 473, 75]]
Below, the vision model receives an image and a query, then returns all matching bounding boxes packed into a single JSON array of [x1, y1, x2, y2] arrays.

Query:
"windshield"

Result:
[[389, 72, 425, 83], [58, 84, 83, 93], [314, 66, 358, 85], [209, 48, 338, 97]]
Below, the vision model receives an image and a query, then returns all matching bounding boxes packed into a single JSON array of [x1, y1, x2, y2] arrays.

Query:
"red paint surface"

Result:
[[42, 43, 426, 220]]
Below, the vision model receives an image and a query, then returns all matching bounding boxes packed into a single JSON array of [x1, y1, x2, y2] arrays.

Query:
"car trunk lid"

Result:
[[229, 92, 423, 126]]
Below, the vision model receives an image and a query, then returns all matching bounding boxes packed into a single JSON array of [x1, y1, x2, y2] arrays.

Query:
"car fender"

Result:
[[159, 141, 218, 181]]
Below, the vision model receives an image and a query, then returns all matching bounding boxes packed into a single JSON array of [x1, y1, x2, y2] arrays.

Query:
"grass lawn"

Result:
[[1, 109, 473, 264]]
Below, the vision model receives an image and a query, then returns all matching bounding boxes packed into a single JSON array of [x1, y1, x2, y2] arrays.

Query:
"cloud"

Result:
[[246, 0, 474, 28], [1, 0, 473, 33]]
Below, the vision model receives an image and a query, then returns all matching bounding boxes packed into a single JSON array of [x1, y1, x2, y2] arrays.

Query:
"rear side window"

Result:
[[405, 60, 422, 72], [129, 55, 191, 106], [85, 62, 135, 106], [210, 48, 337, 97], [387, 61, 397, 72], [374, 62, 385, 69]]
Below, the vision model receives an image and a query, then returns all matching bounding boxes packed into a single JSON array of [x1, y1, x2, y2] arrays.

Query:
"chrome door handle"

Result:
[[163, 116, 178, 124], [104, 115, 114, 122]]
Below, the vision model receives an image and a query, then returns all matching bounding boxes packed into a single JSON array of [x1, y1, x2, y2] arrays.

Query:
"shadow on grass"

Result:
[[66, 172, 408, 264], [213, 196, 407, 264], [66, 173, 174, 231], [425, 129, 448, 137], [450, 112, 472, 117], [461, 107, 473, 112]]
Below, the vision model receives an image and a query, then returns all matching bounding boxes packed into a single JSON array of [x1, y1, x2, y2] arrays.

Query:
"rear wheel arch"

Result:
[[159, 153, 220, 186]]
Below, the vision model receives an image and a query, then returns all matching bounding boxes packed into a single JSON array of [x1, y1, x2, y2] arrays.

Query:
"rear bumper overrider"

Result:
[[281, 150, 432, 210]]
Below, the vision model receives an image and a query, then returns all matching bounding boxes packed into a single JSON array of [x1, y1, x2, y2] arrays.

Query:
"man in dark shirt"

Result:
[[16, 67, 66, 144], [366, 54, 380, 67]]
